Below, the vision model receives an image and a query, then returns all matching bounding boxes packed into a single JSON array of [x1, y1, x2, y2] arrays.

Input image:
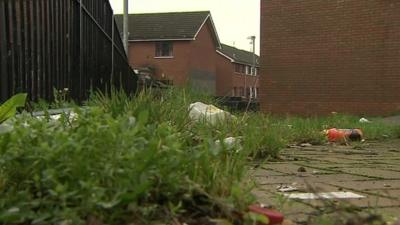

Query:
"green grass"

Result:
[[0, 87, 399, 224]]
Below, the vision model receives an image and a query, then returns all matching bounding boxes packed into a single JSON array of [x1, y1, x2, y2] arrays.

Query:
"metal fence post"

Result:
[[111, 14, 114, 84], [79, 0, 83, 99], [0, 0, 8, 102]]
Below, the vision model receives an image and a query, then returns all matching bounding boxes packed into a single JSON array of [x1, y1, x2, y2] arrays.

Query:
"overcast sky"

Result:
[[109, 0, 260, 54]]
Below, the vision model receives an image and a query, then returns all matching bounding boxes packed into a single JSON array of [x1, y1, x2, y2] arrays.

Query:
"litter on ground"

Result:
[[324, 128, 363, 142], [284, 191, 365, 200], [189, 102, 234, 125]]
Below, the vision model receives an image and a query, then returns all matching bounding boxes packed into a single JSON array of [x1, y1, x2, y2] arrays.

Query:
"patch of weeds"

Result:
[[393, 126, 400, 138], [0, 88, 256, 224], [1, 88, 399, 224]]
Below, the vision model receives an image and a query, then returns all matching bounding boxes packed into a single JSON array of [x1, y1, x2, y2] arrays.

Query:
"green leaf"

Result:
[[137, 110, 149, 125], [0, 93, 27, 124]]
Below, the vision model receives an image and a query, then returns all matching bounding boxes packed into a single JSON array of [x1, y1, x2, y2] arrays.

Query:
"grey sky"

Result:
[[109, 0, 260, 54]]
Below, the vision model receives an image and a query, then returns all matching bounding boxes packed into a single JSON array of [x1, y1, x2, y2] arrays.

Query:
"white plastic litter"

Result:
[[359, 118, 371, 123], [36, 112, 78, 121], [189, 102, 233, 125], [215, 137, 238, 147], [277, 185, 298, 192], [215, 137, 242, 152], [284, 191, 365, 200]]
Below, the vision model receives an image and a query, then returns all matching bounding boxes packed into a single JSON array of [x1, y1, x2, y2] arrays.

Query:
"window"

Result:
[[246, 66, 251, 75], [239, 87, 244, 97], [235, 64, 246, 74], [235, 64, 241, 73], [155, 42, 173, 57]]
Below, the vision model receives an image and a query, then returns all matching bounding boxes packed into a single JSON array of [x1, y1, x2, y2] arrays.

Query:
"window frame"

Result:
[[155, 41, 173, 58]]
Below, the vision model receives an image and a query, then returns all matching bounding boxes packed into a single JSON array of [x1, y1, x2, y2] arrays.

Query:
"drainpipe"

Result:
[[247, 36, 256, 99], [123, 0, 129, 55], [251, 36, 256, 98]]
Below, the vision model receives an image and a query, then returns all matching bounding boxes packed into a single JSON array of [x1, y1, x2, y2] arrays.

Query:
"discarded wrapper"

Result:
[[189, 102, 234, 125], [215, 137, 242, 153], [284, 191, 365, 200], [248, 204, 284, 225], [277, 185, 298, 192], [359, 118, 371, 123], [324, 128, 363, 142]]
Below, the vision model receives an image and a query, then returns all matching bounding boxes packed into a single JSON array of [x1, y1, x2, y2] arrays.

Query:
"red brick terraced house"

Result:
[[260, 0, 400, 116], [115, 11, 221, 94], [216, 44, 260, 99]]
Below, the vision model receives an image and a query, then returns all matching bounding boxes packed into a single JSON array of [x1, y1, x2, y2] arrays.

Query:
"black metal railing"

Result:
[[0, 0, 137, 103]]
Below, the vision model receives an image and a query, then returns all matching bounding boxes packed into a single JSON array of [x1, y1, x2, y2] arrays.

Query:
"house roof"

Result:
[[114, 11, 220, 47], [217, 44, 260, 66]]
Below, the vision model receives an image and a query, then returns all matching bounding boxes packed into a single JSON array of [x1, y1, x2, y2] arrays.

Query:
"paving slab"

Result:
[[325, 180, 400, 191], [252, 139, 400, 223], [335, 168, 400, 179], [363, 189, 400, 200]]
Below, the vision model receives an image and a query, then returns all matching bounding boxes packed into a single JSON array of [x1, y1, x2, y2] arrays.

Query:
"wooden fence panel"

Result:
[[0, 0, 137, 103]]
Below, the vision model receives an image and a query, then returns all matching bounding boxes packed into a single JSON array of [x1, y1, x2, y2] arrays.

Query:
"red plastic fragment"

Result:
[[248, 204, 284, 225]]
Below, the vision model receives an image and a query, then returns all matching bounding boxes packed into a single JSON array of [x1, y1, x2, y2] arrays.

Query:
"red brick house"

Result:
[[216, 44, 260, 98], [115, 11, 221, 94], [260, 0, 400, 115]]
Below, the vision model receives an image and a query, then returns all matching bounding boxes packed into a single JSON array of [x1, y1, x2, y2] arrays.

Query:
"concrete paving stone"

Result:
[[325, 180, 400, 191], [255, 175, 307, 185], [255, 174, 372, 188], [257, 182, 341, 194], [253, 140, 400, 222], [281, 152, 334, 157], [363, 189, 400, 200], [361, 164, 399, 169], [292, 195, 400, 209], [251, 189, 280, 205], [302, 156, 367, 164], [250, 168, 287, 177], [336, 168, 400, 179], [371, 160, 400, 166], [345, 195, 400, 208], [292, 162, 364, 172], [334, 156, 400, 161], [305, 173, 373, 182], [263, 163, 322, 175]]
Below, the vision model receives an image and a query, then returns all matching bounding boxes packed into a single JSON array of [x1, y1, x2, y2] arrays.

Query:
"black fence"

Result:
[[216, 96, 260, 112], [0, 0, 137, 103]]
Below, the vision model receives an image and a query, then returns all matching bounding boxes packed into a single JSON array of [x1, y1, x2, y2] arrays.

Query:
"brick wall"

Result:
[[188, 22, 218, 94], [128, 41, 191, 86], [216, 54, 260, 97], [216, 53, 234, 96], [260, 0, 400, 116], [128, 20, 218, 92]]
